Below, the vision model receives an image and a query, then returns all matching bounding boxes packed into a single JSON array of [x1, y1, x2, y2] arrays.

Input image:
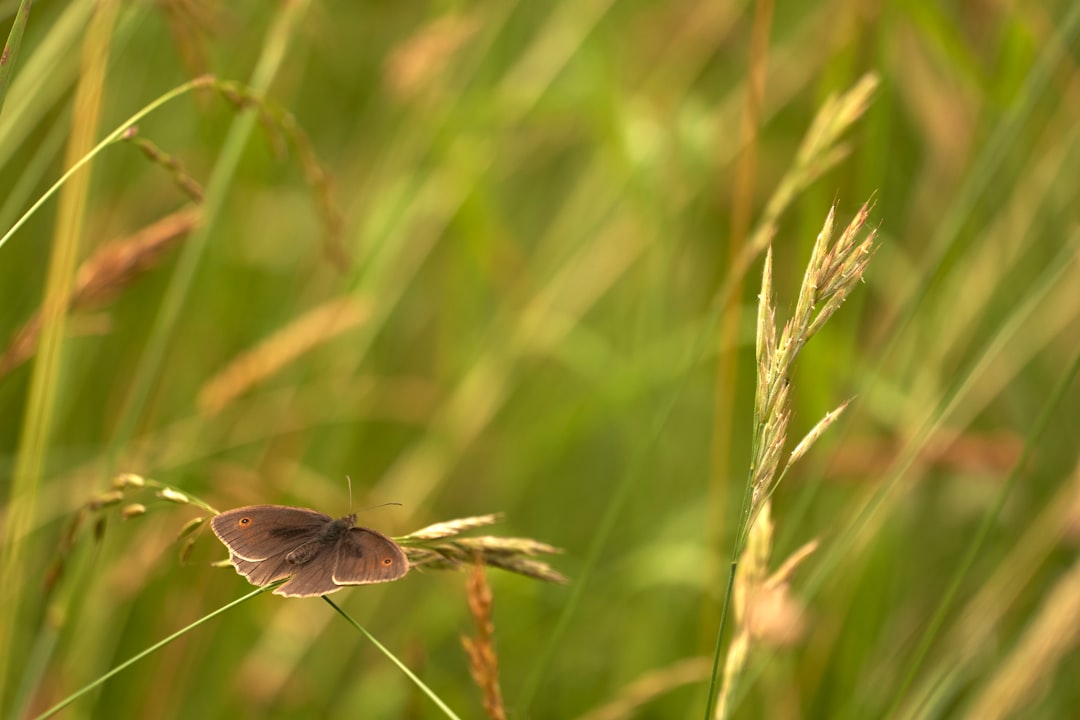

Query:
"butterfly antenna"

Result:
[[346, 475, 353, 512], [363, 502, 403, 512]]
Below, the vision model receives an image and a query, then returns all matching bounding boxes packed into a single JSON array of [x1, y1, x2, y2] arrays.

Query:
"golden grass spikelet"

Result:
[[794, 74, 879, 185], [87, 491, 125, 510], [744, 200, 876, 534], [716, 502, 774, 720], [461, 562, 507, 720], [709, 196, 877, 719], [755, 247, 776, 392], [788, 399, 852, 467], [157, 488, 190, 504], [177, 516, 205, 539], [716, 630, 749, 720], [112, 473, 147, 489], [120, 503, 147, 519], [405, 514, 502, 540], [747, 539, 817, 647], [717, 504, 817, 719], [196, 295, 370, 414], [401, 517, 566, 584], [124, 131, 205, 202], [736, 73, 878, 282], [716, 509, 766, 717], [47, 474, 214, 594], [0, 208, 199, 378], [736, 503, 774, 620]]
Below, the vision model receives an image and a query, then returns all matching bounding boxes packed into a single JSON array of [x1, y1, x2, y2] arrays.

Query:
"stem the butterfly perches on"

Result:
[[398, 514, 567, 584], [46, 475, 568, 720], [206, 506, 567, 593], [54, 475, 567, 599]]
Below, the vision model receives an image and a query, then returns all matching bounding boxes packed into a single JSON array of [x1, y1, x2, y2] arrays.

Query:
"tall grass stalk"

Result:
[[108, 0, 312, 455], [706, 201, 877, 718], [0, 1, 121, 710], [0, 0, 31, 116], [518, 73, 878, 715], [2, 3, 1076, 717], [32, 584, 273, 720], [0, 77, 212, 254], [323, 597, 462, 720], [706, 72, 876, 639], [31, 479, 557, 718], [708, 0, 774, 628]]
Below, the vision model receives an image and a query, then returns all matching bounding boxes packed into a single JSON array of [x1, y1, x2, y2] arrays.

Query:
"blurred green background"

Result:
[[2, 0, 1079, 718]]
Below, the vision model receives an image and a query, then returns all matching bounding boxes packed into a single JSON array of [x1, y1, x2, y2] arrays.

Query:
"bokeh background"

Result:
[[2, 0, 1079, 718]]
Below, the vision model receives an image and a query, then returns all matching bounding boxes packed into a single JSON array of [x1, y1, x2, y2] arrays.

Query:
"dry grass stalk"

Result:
[[401, 515, 566, 584], [196, 295, 371, 414], [963, 554, 1080, 720], [44, 473, 215, 594], [57, 477, 565, 592], [214, 80, 348, 269], [124, 129, 205, 202], [461, 562, 507, 720], [74, 209, 201, 306], [0, 208, 200, 378], [157, 0, 220, 79]]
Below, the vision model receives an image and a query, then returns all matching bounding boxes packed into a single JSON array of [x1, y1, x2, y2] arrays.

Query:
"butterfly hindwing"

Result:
[[333, 527, 409, 585]]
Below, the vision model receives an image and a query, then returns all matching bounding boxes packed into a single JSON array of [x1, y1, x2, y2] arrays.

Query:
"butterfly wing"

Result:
[[273, 551, 343, 597], [211, 505, 332, 561], [212, 506, 406, 596], [332, 526, 409, 585]]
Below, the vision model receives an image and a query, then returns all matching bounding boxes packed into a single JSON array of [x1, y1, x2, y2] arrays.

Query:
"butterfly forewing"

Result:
[[211, 505, 332, 561]]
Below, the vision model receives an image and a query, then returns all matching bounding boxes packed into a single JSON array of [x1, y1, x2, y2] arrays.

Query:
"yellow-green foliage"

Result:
[[2, 2, 1079, 718]]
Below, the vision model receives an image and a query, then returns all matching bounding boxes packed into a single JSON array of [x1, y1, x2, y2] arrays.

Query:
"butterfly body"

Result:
[[211, 505, 409, 597]]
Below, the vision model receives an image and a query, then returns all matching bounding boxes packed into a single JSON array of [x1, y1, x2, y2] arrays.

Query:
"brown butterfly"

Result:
[[211, 505, 409, 597]]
